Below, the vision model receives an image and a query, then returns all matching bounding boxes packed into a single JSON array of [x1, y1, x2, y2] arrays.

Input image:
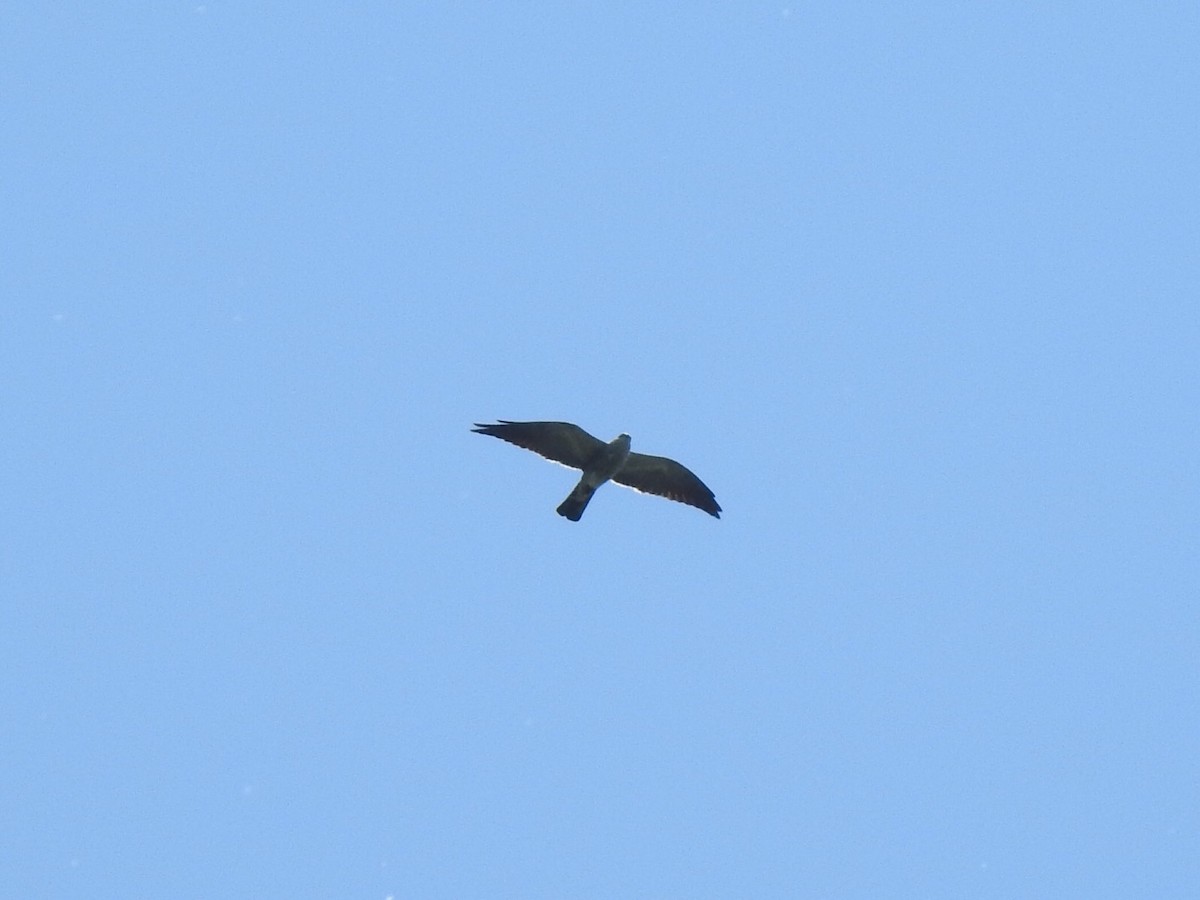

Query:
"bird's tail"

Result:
[[556, 483, 595, 521]]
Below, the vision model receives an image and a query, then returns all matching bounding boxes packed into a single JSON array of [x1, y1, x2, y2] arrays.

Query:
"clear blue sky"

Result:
[[3, 4, 1196, 898]]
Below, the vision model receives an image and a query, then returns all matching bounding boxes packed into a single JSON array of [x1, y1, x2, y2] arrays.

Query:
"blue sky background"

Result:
[[2, 4, 1196, 898]]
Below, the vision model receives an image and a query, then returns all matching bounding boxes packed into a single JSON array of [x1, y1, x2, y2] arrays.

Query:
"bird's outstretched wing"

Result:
[[613, 452, 722, 518], [471, 420, 605, 470]]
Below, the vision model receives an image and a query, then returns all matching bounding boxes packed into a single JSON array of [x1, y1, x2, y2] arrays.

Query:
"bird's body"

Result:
[[472, 420, 720, 521], [555, 432, 632, 520]]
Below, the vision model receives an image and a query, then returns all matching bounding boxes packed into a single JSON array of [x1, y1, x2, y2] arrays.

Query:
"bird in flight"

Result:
[[472, 420, 721, 521]]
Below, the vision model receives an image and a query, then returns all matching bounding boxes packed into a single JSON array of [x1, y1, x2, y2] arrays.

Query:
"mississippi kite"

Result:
[[472, 420, 721, 521]]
